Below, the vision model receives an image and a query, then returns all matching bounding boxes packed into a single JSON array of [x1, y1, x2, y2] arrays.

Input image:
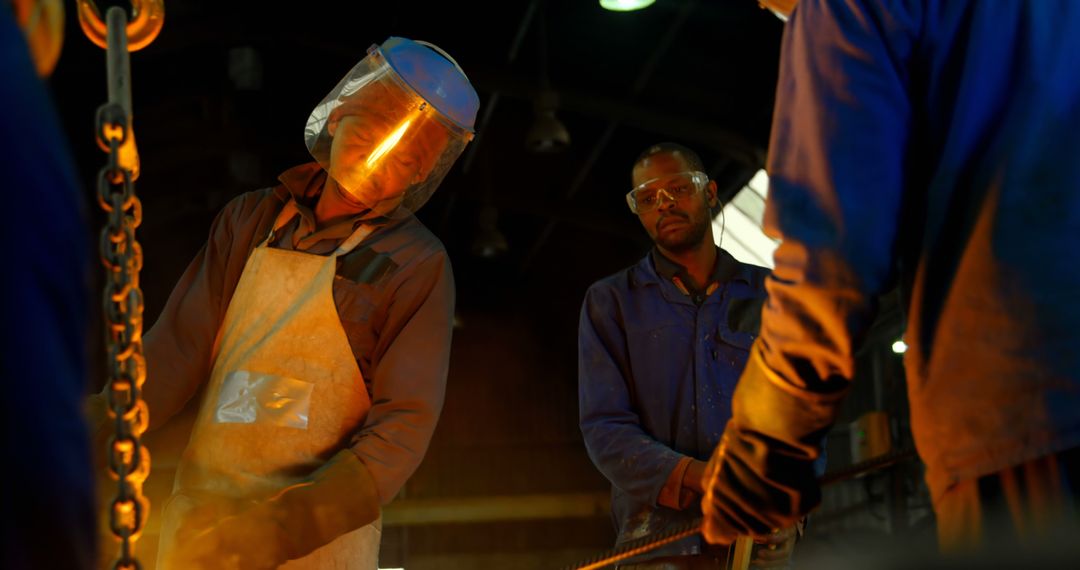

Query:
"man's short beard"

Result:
[[657, 218, 709, 253]]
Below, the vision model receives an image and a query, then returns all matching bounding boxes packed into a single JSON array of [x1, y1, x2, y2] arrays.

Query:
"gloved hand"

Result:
[[166, 449, 381, 569], [168, 500, 287, 570], [701, 345, 844, 544]]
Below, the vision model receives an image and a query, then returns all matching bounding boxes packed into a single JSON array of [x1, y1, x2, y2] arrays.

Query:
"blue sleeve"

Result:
[[2, 7, 95, 569], [578, 284, 684, 507], [759, 0, 919, 390]]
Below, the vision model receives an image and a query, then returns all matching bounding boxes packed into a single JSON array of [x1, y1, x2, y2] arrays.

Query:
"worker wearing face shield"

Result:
[[86, 36, 478, 569]]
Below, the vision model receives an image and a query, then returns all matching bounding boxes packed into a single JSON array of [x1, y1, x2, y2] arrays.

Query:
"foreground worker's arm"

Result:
[[86, 192, 265, 437], [701, 0, 914, 542], [167, 449, 379, 570], [578, 284, 700, 509], [348, 247, 455, 505], [142, 194, 267, 428]]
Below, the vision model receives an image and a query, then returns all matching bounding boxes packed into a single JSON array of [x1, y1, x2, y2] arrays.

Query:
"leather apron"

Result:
[[158, 200, 379, 569]]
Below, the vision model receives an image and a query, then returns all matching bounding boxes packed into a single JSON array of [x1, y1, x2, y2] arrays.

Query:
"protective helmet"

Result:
[[304, 37, 479, 218]]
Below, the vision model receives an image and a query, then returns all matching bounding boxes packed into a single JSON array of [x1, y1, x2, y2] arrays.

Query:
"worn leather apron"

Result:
[[158, 200, 379, 569]]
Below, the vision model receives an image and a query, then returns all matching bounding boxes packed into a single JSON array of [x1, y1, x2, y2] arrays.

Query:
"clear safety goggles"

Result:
[[625, 170, 708, 214]]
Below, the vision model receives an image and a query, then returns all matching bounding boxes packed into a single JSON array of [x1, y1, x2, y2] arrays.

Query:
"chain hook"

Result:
[[77, 0, 165, 52]]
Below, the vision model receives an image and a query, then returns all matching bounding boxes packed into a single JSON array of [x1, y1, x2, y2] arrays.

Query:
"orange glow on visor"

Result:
[[366, 115, 415, 169]]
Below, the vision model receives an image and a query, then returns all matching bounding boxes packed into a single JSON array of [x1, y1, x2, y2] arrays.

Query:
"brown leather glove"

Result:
[[167, 449, 381, 569], [701, 345, 844, 544]]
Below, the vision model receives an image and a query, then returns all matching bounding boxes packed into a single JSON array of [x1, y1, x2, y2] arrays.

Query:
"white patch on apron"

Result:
[[215, 370, 315, 429]]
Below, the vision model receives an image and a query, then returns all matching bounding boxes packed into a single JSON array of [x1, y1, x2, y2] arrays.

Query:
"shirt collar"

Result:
[[650, 246, 753, 293], [275, 163, 388, 249]]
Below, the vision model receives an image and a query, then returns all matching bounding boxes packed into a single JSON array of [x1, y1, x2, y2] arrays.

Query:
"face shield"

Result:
[[758, 0, 797, 21], [305, 37, 479, 218]]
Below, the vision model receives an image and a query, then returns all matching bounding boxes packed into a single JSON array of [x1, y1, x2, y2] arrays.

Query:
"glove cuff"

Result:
[[732, 344, 847, 458]]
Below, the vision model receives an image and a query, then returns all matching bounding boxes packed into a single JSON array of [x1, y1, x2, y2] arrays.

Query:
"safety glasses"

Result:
[[625, 170, 708, 214]]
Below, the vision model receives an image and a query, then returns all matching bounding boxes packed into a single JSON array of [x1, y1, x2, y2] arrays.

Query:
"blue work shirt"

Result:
[[2, 7, 94, 569], [578, 248, 769, 559], [762, 0, 1080, 501]]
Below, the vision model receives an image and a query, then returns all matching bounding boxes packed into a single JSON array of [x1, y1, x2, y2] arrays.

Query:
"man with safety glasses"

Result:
[[87, 36, 477, 569], [578, 143, 802, 568]]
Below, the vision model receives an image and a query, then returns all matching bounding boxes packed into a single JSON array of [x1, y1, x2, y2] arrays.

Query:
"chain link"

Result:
[[99, 123, 151, 570], [91, 5, 157, 568]]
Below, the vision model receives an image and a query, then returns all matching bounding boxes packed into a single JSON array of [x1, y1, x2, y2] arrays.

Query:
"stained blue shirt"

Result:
[[763, 0, 1080, 498], [578, 248, 769, 558], [2, 7, 94, 569]]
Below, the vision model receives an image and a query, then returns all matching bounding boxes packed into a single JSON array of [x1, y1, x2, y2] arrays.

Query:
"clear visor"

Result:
[[304, 46, 474, 218], [626, 170, 708, 214], [758, 0, 796, 21]]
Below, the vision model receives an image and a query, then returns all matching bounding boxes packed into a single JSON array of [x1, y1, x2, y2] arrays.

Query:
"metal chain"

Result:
[[91, 5, 157, 569]]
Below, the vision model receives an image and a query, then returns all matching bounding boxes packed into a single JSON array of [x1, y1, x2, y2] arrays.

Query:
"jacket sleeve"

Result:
[[757, 0, 918, 396], [348, 249, 455, 504], [578, 283, 688, 508], [702, 0, 920, 542], [140, 194, 255, 430]]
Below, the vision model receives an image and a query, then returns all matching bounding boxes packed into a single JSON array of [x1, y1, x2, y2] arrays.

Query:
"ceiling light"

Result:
[[892, 339, 908, 354], [471, 205, 509, 258], [600, 0, 656, 11], [526, 91, 570, 153]]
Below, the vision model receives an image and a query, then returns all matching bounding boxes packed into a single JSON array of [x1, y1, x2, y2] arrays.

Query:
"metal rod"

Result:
[[565, 448, 920, 570], [105, 6, 131, 115]]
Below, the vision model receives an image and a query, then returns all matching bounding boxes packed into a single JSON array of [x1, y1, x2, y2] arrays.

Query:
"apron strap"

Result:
[[260, 197, 374, 255], [334, 223, 375, 256], [259, 199, 301, 247]]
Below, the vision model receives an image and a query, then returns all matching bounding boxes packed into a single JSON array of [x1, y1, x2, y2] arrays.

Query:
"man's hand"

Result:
[[702, 345, 837, 545], [163, 450, 381, 568], [683, 459, 708, 494]]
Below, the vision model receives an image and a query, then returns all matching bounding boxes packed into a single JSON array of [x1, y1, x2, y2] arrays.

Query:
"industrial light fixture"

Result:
[[892, 339, 908, 354], [600, 0, 656, 11], [527, 2, 570, 152], [471, 204, 509, 258], [526, 90, 570, 152]]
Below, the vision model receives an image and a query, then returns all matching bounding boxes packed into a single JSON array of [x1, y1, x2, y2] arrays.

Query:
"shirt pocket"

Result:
[[714, 296, 763, 369], [725, 296, 764, 338], [332, 276, 378, 383], [333, 276, 378, 325], [712, 331, 751, 379]]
